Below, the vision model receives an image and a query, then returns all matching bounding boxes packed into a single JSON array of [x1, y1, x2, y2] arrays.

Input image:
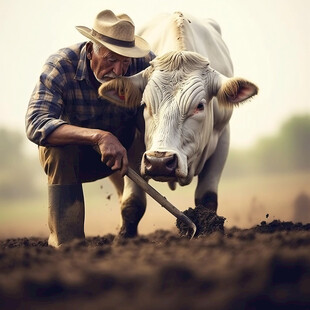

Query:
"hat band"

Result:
[[91, 29, 135, 48]]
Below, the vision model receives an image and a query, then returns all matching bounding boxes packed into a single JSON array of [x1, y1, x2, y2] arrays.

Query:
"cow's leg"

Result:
[[119, 175, 146, 238], [195, 125, 230, 212], [110, 130, 147, 238], [109, 171, 124, 203], [109, 171, 146, 238]]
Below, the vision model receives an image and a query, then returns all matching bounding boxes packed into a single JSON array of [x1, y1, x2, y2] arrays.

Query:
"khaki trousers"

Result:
[[39, 145, 113, 185]]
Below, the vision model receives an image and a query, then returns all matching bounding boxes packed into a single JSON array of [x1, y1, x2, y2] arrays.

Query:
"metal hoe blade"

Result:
[[126, 168, 197, 239]]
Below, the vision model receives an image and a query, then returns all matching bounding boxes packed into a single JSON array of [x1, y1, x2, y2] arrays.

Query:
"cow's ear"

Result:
[[98, 77, 142, 109], [217, 77, 258, 107], [98, 69, 150, 109]]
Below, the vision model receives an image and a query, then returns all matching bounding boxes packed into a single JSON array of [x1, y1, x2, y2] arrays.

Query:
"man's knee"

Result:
[[39, 145, 79, 184]]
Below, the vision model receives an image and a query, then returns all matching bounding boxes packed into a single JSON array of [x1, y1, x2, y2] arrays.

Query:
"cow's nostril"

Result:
[[144, 155, 152, 170], [166, 154, 177, 170]]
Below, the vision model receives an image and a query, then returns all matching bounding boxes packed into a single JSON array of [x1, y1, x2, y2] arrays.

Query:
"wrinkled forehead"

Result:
[[147, 67, 212, 100], [145, 51, 211, 92], [149, 68, 206, 90], [143, 68, 208, 113], [95, 44, 131, 61]]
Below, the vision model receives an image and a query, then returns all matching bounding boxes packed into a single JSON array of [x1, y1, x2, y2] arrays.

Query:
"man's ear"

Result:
[[86, 42, 93, 59]]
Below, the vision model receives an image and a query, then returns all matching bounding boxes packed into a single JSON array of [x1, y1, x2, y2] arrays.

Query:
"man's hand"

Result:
[[95, 131, 128, 176]]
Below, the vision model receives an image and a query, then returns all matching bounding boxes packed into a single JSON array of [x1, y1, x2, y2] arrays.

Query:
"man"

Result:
[[25, 9, 154, 247]]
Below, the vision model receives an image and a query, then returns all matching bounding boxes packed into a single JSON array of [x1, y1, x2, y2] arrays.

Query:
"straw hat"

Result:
[[76, 10, 150, 58]]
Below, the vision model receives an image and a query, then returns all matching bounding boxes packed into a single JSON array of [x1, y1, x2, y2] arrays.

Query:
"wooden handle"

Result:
[[126, 168, 196, 238]]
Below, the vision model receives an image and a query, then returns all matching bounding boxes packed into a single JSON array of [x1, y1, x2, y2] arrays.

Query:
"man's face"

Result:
[[89, 44, 132, 83]]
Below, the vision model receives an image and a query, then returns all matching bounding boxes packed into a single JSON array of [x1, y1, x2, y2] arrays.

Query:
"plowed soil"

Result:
[[1, 220, 310, 310]]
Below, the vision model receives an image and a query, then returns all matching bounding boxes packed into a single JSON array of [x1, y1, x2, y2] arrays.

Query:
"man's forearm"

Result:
[[46, 124, 103, 146]]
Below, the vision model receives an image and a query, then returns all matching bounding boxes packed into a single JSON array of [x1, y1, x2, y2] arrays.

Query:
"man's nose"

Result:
[[112, 61, 123, 76]]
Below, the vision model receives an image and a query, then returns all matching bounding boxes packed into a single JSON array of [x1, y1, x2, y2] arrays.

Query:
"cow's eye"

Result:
[[193, 101, 205, 114], [197, 102, 204, 111]]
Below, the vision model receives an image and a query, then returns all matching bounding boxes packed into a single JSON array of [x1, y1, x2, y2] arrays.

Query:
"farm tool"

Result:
[[127, 168, 197, 239]]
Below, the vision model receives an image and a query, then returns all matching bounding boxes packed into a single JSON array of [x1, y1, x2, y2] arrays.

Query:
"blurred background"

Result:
[[1, 0, 309, 238]]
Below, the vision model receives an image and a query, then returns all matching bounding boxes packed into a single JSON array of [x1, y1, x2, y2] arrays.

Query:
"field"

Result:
[[1, 222, 310, 310], [1, 172, 310, 309]]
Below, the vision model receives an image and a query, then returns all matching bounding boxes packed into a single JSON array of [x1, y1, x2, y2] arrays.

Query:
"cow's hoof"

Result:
[[113, 227, 138, 246]]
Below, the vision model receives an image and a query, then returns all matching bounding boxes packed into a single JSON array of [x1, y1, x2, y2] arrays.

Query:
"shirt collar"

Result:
[[75, 43, 90, 82]]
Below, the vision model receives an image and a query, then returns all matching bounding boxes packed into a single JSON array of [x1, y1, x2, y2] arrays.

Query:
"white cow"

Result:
[[100, 12, 258, 238]]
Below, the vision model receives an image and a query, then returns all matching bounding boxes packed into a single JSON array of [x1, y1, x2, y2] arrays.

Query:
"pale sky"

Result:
[[1, 0, 309, 154]]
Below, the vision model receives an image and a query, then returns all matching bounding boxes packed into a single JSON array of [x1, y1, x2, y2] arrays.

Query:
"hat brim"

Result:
[[76, 26, 150, 58]]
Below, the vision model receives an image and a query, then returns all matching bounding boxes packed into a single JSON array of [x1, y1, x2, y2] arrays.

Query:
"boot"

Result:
[[47, 184, 85, 248]]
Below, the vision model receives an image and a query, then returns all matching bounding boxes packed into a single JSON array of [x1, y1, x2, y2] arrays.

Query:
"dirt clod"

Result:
[[255, 219, 310, 233], [176, 205, 226, 237]]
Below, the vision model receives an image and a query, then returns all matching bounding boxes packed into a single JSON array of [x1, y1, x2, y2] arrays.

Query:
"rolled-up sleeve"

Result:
[[25, 60, 68, 146]]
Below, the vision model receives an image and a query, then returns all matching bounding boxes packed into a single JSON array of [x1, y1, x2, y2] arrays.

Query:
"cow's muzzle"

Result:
[[143, 151, 178, 180]]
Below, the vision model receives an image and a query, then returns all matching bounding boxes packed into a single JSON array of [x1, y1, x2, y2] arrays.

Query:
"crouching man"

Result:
[[25, 9, 154, 247]]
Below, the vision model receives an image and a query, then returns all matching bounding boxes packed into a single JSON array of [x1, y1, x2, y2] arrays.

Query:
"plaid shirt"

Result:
[[26, 42, 155, 147]]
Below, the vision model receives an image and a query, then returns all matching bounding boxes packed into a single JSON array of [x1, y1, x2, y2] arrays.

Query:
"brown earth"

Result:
[[177, 206, 226, 237], [1, 220, 310, 310]]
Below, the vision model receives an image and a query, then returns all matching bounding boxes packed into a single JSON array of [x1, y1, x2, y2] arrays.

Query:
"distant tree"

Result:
[[224, 114, 310, 177], [278, 115, 310, 171], [0, 128, 42, 199], [0, 128, 23, 168]]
